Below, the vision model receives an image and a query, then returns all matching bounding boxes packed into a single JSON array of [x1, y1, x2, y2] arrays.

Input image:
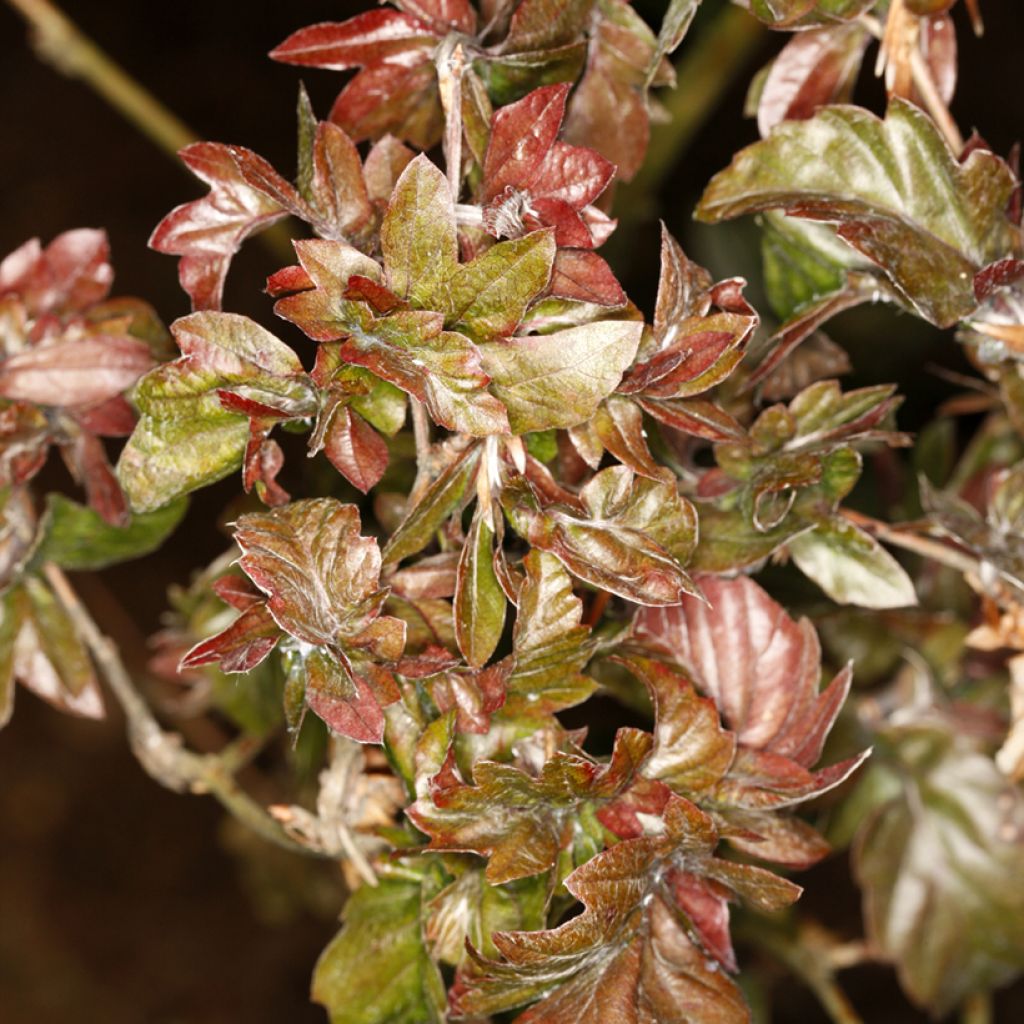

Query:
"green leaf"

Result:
[[119, 405, 247, 513], [3, 578, 104, 722], [383, 443, 482, 564], [740, 0, 884, 30], [33, 494, 188, 571], [690, 504, 813, 573], [425, 865, 548, 965], [381, 154, 458, 311], [855, 723, 1024, 1013], [446, 230, 556, 342], [480, 320, 642, 433], [0, 588, 23, 728], [502, 0, 595, 53], [119, 312, 313, 511], [474, 43, 587, 106], [313, 877, 446, 1024], [277, 243, 509, 435], [698, 100, 1017, 326], [789, 516, 917, 608], [647, 0, 701, 87], [454, 510, 506, 668], [761, 211, 869, 322]]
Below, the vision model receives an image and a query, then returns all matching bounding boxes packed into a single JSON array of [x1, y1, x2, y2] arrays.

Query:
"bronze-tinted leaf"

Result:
[[635, 574, 853, 767], [699, 100, 1017, 326]]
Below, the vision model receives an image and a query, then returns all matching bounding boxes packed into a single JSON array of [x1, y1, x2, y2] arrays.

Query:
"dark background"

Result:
[[1, 1, 1023, 1021]]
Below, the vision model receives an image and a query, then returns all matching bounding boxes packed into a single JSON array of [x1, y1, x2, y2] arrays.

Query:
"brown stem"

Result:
[[6, 0, 193, 157], [436, 37, 466, 201], [41, 562, 329, 859], [739, 922, 866, 1024]]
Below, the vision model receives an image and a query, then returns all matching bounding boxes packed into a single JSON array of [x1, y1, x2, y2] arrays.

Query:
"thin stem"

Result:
[[42, 562, 329, 859], [907, 44, 963, 154], [410, 398, 434, 499], [6, 0, 193, 157], [618, 5, 764, 219], [739, 922, 865, 1024], [840, 508, 982, 577], [961, 991, 993, 1024], [7, 0, 294, 265], [436, 37, 466, 201]]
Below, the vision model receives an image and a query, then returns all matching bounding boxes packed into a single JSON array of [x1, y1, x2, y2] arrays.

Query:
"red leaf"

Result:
[[71, 396, 137, 437], [305, 659, 387, 744], [309, 121, 374, 238], [0, 229, 113, 317], [180, 602, 281, 673], [211, 574, 265, 612], [63, 432, 128, 527], [321, 404, 389, 493], [667, 868, 737, 972], [269, 11, 436, 69], [532, 140, 615, 211], [526, 197, 593, 247], [635, 575, 852, 768], [0, 336, 153, 407], [329, 60, 442, 151], [0, 403, 52, 486], [394, 0, 476, 34], [548, 249, 626, 305], [150, 143, 296, 310], [483, 84, 571, 203], [363, 135, 416, 203], [757, 24, 870, 137]]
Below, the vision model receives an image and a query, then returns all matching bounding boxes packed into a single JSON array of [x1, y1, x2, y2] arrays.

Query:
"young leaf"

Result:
[[409, 729, 650, 883], [635, 574, 853, 768], [452, 798, 784, 1021], [481, 84, 616, 248], [755, 23, 870, 137], [619, 655, 736, 797], [271, 10, 443, 149], [383, 442, 482, 564], [118, 313, 314, 511], [454, 510, 507, 668], [381, 155, 459, 310], [738, 0, 876, 29], [480, 320, 642, 433], [788, 515, 918, 609], [5, 577, 105, 725], [0, 335, 154, 408], [235, 499, 398, 652], [505, 550, 597, 713], [565, 0, 669, 182], [512, 467, 700, 606], [313, 876, 446, 1024], [150, 143, 297, 310], [698, 100, 1017, 326]]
